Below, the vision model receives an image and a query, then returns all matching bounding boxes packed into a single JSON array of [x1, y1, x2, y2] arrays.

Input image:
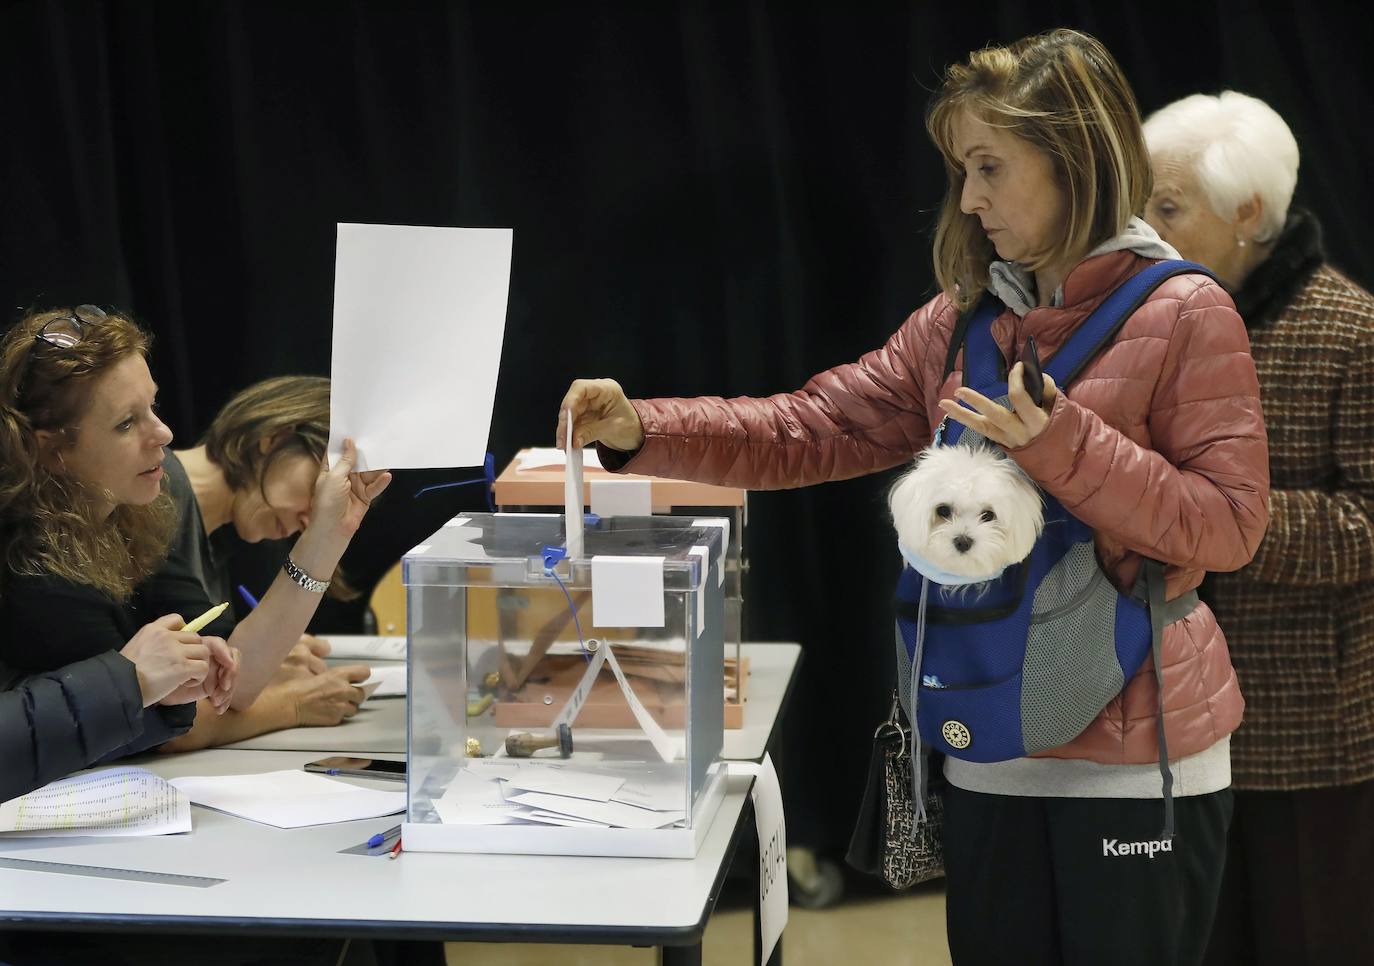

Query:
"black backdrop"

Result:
[[3, 0, 1371, 853]]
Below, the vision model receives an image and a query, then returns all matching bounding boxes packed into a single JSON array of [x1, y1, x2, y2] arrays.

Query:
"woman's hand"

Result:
[[296, 437, 393, 569], [121, 614, 213, 708], [280, 636, 331, 678], [282, 665, 371, 727], [938, 362, 1059, 449], [556, 379, 645, 452], [158, 636, 238, 711]]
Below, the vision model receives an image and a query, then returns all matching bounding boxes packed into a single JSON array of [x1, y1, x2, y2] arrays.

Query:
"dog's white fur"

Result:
[[889, 443, 1044, 581]]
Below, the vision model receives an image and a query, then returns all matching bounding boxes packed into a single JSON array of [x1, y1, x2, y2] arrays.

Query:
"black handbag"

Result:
[[845, 692, 945, 889]]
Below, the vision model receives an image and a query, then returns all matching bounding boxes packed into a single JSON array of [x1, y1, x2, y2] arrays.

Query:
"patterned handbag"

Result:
[[846, 692, 945, 889]]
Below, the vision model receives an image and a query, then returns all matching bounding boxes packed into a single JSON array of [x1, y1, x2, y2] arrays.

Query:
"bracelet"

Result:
[[283, 556, 330, 594]]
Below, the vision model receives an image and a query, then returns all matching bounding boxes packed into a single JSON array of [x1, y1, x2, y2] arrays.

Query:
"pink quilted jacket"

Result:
[[606, 250, 1270, 765]]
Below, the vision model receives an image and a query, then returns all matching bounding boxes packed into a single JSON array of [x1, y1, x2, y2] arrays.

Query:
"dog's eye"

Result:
[[935, 504, 952, 520], [980, 509, 997, 523]]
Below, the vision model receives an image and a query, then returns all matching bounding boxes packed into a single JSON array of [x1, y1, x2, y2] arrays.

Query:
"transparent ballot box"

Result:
[[493, 448, 747, 686], [402, 513, 727, 858]]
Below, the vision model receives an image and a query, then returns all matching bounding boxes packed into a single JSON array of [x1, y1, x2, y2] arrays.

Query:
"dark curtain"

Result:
[[2, 0, 1370, 853]]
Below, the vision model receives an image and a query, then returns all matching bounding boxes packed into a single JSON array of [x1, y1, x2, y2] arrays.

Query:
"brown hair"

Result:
[[926, 29, 1153, 309], [201, 375, 356, 601], [202, 375, 330, 496], [0, 308, 176, 599]]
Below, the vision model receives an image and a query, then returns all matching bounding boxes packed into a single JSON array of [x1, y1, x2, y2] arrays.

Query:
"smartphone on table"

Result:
[[303, 756, 406, 781]]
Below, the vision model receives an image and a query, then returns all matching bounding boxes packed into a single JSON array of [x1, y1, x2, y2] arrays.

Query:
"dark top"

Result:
[[0, 448, 233, 766], [0, 650, 159, 802], [130, 449, 238, 640], [0, 571, 196, 764]]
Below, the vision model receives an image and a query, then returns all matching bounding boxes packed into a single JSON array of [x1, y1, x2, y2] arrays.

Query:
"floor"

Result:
[[443, 879, 952, 965]]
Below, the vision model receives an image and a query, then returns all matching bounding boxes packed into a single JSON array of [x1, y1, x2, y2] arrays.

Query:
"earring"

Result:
[[1236, 237, 1247, 248]]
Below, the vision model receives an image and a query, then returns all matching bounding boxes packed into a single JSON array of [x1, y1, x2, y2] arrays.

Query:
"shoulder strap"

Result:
[[942, 292, 1003, 383], [941, 260, 1217, 391], [1043, 260, 1217, 388]]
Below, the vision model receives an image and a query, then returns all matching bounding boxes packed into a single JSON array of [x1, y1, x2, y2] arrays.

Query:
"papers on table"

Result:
[[323, 635, 406, 661], [327, 223, 512, 471], [440, 761, 685, 830], [0, 767, 190, 838], [169, 770, 405, 829], [360, 664, 407, 699]]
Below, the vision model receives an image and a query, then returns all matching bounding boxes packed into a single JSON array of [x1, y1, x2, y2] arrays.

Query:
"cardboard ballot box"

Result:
[[403, 513, 727, 858]]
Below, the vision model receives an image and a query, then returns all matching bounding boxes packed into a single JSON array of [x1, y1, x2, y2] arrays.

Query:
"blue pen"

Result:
[[367, 825, 402, 848], [237, 584, 260, 609]]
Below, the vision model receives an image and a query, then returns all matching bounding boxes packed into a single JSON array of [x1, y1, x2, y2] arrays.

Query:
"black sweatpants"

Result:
[[941, 784, 1233, 966], [1204, 779, 1374, 966]]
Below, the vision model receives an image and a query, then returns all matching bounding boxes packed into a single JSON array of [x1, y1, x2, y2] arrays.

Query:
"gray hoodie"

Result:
[[987, 217, 1181, 317]]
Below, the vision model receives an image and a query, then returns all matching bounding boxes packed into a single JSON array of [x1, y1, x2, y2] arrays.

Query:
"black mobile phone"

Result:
[[303, 756, 406, 781], [1022, 335, 1046, 407]]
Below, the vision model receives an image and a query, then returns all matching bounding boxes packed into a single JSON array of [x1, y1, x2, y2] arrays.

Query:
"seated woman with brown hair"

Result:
[[150, 376, 386, 750], [0, 305, 390, 762]]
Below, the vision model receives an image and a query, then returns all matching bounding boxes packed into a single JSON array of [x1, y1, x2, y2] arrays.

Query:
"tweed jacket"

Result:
[[1204, 210, 1374, 790], [605, 248, 1269, 767]]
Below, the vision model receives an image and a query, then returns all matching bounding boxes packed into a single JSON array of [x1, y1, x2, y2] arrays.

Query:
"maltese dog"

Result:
[[889, 442, 1044, 585]]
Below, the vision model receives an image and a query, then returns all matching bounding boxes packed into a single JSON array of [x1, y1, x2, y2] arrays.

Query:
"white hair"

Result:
[[1143, 91, 1299, 242]]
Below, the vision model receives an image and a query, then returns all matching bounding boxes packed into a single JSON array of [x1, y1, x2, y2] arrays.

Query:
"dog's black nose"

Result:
[[953, 535, 973, 554]]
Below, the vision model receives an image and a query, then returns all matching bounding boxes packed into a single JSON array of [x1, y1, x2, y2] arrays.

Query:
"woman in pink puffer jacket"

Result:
[[560, 29, 1267, 966]]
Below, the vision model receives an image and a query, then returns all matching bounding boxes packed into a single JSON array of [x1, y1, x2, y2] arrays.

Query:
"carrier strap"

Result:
[[941, 259, 1219, 388], [1145, 559, 1176, 840]]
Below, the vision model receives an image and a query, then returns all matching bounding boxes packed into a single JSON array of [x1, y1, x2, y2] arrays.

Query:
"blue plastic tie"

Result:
[[412, 452, 496, 510], [540, 544, 590, 661]]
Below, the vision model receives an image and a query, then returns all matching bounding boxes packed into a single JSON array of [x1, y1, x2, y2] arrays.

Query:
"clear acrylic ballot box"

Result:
[[402, 513, 728, 858], [492, 449, 747, 684]]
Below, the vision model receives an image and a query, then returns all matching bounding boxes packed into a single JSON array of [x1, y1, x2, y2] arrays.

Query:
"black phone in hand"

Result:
[[1022, 335, 1046, 407]]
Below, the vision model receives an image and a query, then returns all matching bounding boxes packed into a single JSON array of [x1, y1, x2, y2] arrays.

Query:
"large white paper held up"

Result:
[[328, 223, 512, 471]]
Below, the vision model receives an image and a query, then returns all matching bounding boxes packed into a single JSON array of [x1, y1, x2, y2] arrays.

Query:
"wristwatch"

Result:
[[283, 556, 330, 594]]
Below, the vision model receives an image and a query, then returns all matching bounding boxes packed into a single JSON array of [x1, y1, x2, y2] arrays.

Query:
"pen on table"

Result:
[[367, 825, 402, 849], [236, 584, 260, 610], [183, 601, 229, 634], [388, 837, 403, 859]]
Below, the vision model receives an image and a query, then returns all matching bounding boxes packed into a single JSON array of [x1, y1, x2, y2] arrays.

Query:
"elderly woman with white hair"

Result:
[[1145, 91, 1374, 966]]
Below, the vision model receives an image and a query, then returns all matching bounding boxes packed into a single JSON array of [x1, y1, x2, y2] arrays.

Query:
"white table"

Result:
[[0, 644, 802, 965]]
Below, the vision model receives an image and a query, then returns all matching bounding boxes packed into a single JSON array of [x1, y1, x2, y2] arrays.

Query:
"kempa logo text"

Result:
[[1102, 837, 1174, 858]]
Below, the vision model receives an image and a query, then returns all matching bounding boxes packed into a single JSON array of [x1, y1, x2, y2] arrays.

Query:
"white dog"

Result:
[[889, 442, 1044, 584]]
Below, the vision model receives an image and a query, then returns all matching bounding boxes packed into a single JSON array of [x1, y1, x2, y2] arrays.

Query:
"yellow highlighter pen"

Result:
[[182, 601, 229, 634]]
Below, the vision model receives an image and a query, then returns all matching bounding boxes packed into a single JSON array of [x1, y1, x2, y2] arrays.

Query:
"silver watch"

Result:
[[283, 556, 330, 594]]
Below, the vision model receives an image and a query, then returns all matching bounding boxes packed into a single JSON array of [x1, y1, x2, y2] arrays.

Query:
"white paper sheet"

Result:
[[169, 770, 405, 829], [433, 771, 528, 826], [516, 448, 603, 472], [505, 791, 684, 830], [327, 223, 512, 470], [361, 664, 407, 699], [323, 635, 407, 661], [733, 756, 788, 960], [0, 767, 190, 838], [610, 774, 686, 813], [499, 767, 625, 803], [590, 478, 653, 517], [564, 413, 584, 559], [591, 556, 665, 627]]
